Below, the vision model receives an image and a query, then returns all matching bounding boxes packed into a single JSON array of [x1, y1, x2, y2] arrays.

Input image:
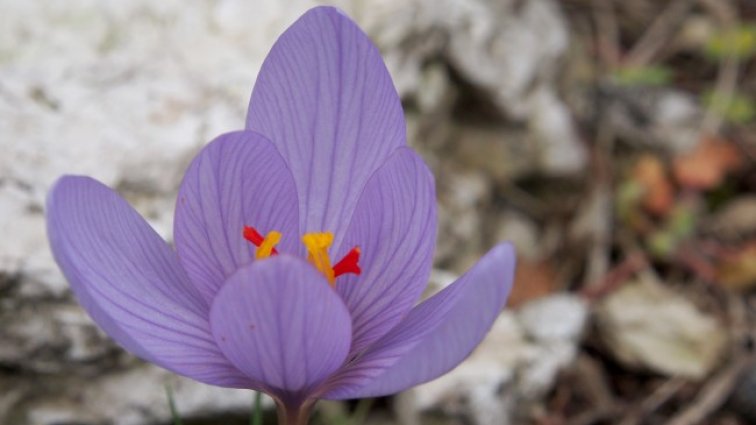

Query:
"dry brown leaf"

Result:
[[632, 154, 674, 215], [673, 136, 742, 190], [707, 196, 756, 240], [596, 279, 727, 379], [717, 242, 756, 291], [508, 259, 557, 307]]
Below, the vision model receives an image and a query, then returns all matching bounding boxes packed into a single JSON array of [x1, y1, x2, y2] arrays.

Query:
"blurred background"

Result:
[[1, 0, 755, 424]]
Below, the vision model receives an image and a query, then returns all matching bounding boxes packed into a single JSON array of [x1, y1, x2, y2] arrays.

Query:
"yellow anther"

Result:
[[302, 232, 335, 286], [256, 231, 282, 259]]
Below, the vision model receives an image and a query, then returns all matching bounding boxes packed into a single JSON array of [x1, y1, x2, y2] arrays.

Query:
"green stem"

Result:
[[252, 391, 263, 425], [164, 384, 183, 425]]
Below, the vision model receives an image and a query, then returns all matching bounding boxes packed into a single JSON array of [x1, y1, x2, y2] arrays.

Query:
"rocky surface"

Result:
[[0, 0, 585, 424], [399, 294, 588, 425]]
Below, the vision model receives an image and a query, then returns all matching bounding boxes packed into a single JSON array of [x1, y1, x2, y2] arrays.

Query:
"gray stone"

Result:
[[406, 293, 588, 425], [342, 0, 587, 176], [605, 86, 703, 154], [518, 294, 588, 344]]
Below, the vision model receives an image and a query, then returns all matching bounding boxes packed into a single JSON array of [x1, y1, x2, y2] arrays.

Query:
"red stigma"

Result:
[[243, 226, 278, 255], [333, 247, 361, 278]]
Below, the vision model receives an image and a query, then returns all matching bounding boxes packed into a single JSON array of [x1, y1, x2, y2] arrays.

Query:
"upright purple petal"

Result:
[[47, 177, 253, 388], [210, 257, 352, 402], [174, 131, 299, 303], [246, 6, 405, 236], [334, 148, 436, 354], [323, 244, 516, 399]]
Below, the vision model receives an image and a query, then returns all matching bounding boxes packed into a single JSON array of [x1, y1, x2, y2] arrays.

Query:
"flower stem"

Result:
[[164, 384, 183, 425], [275, 399, 313, 425], [251, 391, 263, 425]]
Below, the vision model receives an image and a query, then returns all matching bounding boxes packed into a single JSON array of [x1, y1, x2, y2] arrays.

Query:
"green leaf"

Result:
[[164, 384, 183, 425], [647, 230, 678, 259], [613, 65, 673, 87], [668, 204, 696, 237], [702, 91, 756, 124], [704, 25, 756, 60]]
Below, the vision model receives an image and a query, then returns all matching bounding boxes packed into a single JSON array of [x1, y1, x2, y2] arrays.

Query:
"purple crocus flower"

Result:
[[47, 6, 516, 424]]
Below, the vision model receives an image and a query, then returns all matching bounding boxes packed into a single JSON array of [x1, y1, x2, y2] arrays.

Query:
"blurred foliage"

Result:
[[613, 65, 674, 86], [704, 24, 756, 60], [702, 90, 756, 124], [647, 205, 697, 259], [313, 399, 375, 425]]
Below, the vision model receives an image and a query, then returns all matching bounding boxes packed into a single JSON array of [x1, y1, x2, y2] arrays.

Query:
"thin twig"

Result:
[[581, 252, 647, 300], [583, 88, 616, 288], [623, 0, 696, 68], [591, 0, 620, 71], [617, 378, 686, 425], [667, 356, 752, 425], [566, 355, 620, 425], [698, 0, 740, 136]]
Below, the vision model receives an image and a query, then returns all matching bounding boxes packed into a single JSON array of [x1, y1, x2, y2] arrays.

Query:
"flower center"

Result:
[[243, 226, 361, 287]]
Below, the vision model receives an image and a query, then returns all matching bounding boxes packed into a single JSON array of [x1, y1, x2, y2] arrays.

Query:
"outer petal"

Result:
[[246, 6, 405, 235], [174, 131, 299, 303], [335, 148, 436, 354], [210, 257, 352, 400], [47, 176, 252, 387], [323, 244, 516, 399]]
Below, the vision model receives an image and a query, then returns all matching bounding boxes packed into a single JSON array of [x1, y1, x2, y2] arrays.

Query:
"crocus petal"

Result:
[[246, 6, 405, 235], [47, 176, 253, 387], [323, 243, 516, 399], [174, 130, 299, 303], [335, 147, 436, 354], [210, 257, 352, 400]]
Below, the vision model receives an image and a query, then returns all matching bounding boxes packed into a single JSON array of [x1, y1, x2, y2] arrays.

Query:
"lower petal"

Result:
[[210, 257, 352, 400], [323, 243, 516, 399]]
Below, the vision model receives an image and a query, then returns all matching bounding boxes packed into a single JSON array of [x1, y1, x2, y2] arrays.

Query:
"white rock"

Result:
[[518, 294, 588, 343], [23, 365, 267, 425], [605, 87, 702, 155], [494, 211, 541, 261], [409, 294, 588, 425], [527, 87, 587, 175], [340, 0, 586, 176], [0, 0, 319, 295], [411, 314, 523, 415], [651, 90, 702, 154], [0, 1, 313, 423]]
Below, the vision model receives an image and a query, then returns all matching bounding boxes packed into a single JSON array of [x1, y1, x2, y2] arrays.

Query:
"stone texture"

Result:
[[8, 365, 265, 425], [1, 1, 318, 423], [603, 86, 703, 154], [401, 293, 588, 425], [340, 0, 587, 176]]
